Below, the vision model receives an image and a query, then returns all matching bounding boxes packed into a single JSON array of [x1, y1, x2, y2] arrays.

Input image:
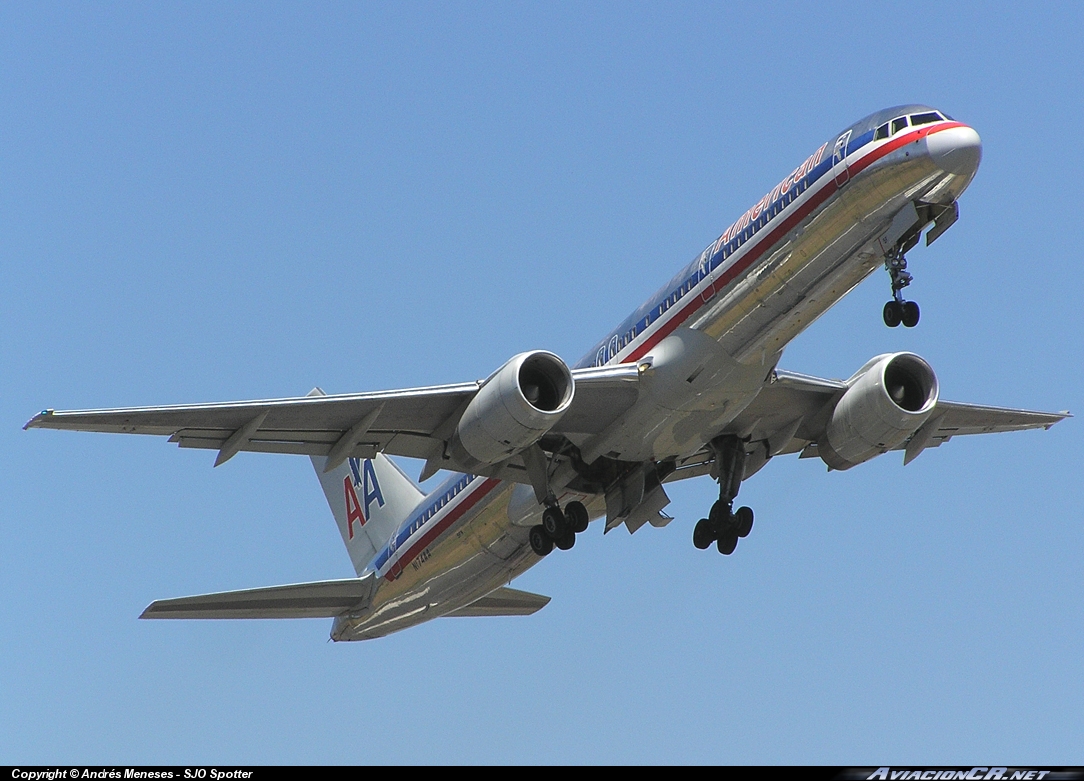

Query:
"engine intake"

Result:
[[450, 351, 574, 467], [820, 352, 939, 470]]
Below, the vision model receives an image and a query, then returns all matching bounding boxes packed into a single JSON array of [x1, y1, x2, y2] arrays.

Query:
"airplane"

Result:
[[25, 104, 1069, 641]]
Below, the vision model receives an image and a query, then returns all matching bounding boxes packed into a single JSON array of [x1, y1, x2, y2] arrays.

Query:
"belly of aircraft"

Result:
[[334, 483, 539, 640], [592, 154, 959, 466]]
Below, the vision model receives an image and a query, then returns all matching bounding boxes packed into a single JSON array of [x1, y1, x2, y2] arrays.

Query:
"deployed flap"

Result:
[[140, 576, 374, 620], [624, 484, 672, 534], [24, 364, 640, 470], [445, 586, 551, 617]]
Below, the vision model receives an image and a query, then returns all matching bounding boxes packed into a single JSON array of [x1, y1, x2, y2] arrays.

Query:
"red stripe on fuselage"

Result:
[[383, 477, 502, 581], [621, 122, 967, 364]]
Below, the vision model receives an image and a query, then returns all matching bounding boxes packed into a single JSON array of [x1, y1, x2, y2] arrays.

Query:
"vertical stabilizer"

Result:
[[311, 449, 426, 576]]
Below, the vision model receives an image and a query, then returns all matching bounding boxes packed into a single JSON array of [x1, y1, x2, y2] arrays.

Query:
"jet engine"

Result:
[[449, 351, 574, 467], [819, 352, 939, 470]]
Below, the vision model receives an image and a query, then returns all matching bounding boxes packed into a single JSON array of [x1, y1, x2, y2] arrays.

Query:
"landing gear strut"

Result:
[[530, 500, 589, 557], [693, 435, 755, 556], [883, 246, 920, 328]]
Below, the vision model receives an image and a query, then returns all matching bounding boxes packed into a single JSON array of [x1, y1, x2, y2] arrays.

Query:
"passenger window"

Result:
[[891, 116, 909, 135], [909, 112, 943, 126], [875, 123, 889, 140]]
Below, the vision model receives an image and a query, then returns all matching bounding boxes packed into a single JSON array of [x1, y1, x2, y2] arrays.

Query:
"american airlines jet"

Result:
[[26, 105, 1068, 641]]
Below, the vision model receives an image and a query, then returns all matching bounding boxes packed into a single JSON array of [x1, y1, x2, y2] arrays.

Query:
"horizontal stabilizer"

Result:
[[445, 586, 550, 617], [140, 576, 373, 620]]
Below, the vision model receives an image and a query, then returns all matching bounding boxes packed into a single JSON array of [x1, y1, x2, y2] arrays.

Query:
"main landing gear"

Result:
[[882, 246, 920, 328], [693, 435, 755, 556], [529, 500, 589, 557]]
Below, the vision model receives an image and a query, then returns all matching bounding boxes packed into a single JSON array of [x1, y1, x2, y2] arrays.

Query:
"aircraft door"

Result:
[[833, 130, 852, 187]]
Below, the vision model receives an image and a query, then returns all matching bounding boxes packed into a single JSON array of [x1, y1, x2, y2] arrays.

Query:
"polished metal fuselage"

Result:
[[335, 107, 980, 640]]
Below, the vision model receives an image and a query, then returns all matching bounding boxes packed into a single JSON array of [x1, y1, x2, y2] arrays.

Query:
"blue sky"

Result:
[[2, 2, 1082, 764]]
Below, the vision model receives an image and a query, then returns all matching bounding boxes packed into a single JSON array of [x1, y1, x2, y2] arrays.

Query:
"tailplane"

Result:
[[141, 576, 375, 619]]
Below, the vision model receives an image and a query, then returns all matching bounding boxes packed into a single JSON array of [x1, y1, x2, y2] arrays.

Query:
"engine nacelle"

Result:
[[449, 351, 574, 467], [820, 352, 939, 471]]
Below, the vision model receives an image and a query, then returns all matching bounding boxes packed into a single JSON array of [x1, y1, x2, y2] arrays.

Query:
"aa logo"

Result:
[[342, 458, 386, 539]]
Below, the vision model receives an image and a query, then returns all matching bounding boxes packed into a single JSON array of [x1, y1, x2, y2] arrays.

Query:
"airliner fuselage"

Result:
[[336, 105, 984, 639]]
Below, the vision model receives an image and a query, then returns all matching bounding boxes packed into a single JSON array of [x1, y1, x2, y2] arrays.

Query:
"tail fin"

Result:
[[311, 452, 425, 576]]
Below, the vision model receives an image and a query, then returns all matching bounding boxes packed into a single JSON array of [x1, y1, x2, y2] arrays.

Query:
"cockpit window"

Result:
[[875, 123, 890, 141], [909, 111, 944, 126], [891, 116, 909, 135]]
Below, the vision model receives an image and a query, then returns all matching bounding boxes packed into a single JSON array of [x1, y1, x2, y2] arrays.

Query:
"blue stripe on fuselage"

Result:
[[370, 471, 476, 572], [574, 114, 918, 370]]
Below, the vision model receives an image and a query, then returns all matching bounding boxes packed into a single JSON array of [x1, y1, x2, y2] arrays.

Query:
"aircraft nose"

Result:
[[927, 124, 982, 177]]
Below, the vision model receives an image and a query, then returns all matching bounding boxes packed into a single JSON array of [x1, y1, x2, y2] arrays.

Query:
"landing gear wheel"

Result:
[[693, 517, 715, 549], [883, 300, 902, 328], [734, 506, 754, 538], [529, 525, 553, 556], [564, 501, 589, 534], [541, 506, 568, 539], [901, 300, 920, 328], [717, 531, 738, 555], [554, 529, 576, 550], [706, 435, 749, 555]]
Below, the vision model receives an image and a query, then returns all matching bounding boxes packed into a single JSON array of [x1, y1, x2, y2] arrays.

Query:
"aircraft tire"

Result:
[[717, 531, 738, 555], [554, 529, 576, 551], [735, 506, 754, 538], [883, 301, 902, 327], [542, 506, 569, 538], [693, 517, 715, 549], [565, 501, 589, 533], [529, 525, 554, 557], [901, 300, 920, 328]]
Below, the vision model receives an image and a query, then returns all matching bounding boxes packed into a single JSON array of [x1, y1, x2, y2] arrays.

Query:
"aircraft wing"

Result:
[[24, 364, 641, 472], [665, 369, 1070, 482], [140, 576, 374, 620]]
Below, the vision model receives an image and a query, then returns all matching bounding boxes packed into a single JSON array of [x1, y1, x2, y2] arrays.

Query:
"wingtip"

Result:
[[1045, 411, 1072, 430], [23, 410, 53, 430]]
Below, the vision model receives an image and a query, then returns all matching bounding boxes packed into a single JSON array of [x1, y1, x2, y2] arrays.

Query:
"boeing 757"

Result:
[[26, 105, 1068, 640]]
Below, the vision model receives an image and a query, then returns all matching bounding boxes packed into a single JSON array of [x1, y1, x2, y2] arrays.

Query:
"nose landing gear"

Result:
[[883, 246, 920, 328], [693, 435, 755, 556], [530, 500, 589, 557]]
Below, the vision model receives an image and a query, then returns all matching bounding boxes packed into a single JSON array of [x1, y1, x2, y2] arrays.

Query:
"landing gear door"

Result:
[[833, 130, 852, 188]]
